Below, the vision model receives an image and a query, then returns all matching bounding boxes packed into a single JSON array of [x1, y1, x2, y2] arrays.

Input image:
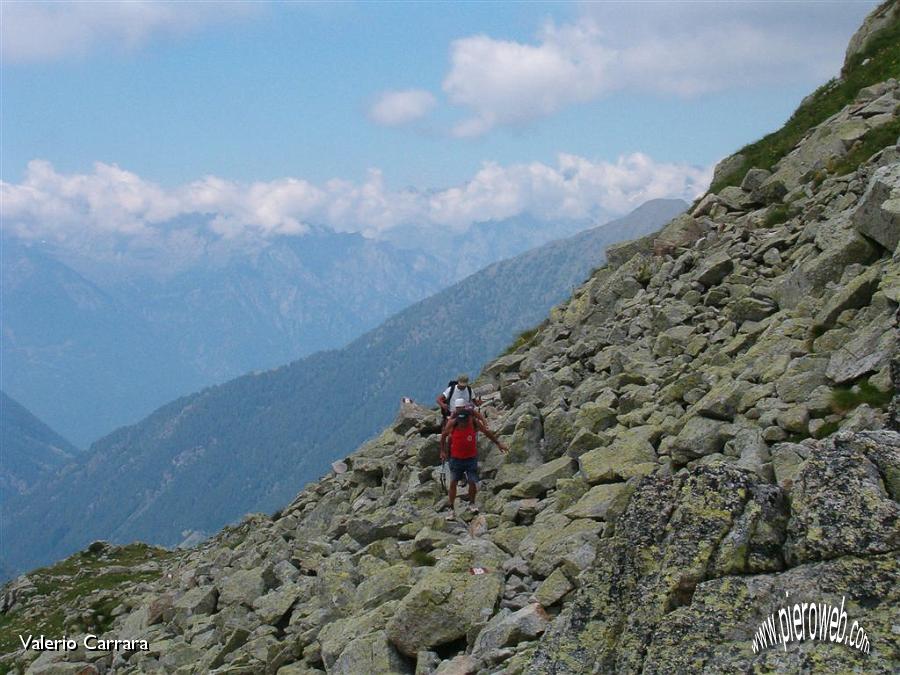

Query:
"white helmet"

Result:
[[454, 397, 467, 409]]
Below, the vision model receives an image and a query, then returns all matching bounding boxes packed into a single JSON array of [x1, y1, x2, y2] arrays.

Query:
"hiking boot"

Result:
[[466, 504, 480, 515], [444, 509, 456, 521]]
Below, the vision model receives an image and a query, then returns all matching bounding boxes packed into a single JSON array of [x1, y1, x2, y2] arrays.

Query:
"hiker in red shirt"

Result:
[[440, 398, 507, 519]]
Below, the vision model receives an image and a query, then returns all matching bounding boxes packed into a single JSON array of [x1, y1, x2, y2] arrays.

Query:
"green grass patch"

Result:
[[408, 550, 436, 566], [813, 420, 841, 440], [763, 204, 802, 227], [828, 115, 900, 176], [0, 543, 172, 657], [830, 377, 893, 413], [709, 8, 900, 193], [502, 320, 546, 356]]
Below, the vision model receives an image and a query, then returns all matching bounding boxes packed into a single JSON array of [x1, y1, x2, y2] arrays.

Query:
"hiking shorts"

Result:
[[449, 457, 479, 484]]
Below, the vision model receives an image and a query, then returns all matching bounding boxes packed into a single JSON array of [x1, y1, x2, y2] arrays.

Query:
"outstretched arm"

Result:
[[477, 418, 508, 454]]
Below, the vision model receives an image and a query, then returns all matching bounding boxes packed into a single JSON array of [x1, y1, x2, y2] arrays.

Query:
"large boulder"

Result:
[[653, 214, 705, 253], [385, 542, 505, 657], [605, 234, 656, 269], [354, 564, 414, 611], [812, 265, 882, 332], [826, 313, 896, 383], [319, 602, 399, 668], [851, 162, 900, 251], [510, 457, 577, 498], [776, 231, 880, 309], [519, 515, 604, 578], [393, 401, 441, 435], [694, 251, 734, 287], [671, 416, 734, 463], [218, 566, 275, 607], [564, 482, 634, 521], [577, 427, 658, 483], [643, 553, 899, 674], [331, 631, 411, 675], [785, 431, 900, 565], [346, 506, 415, 546], [471, 604, 550, 658], [527, 464, 789, 674], [250, 583, 303, 624]]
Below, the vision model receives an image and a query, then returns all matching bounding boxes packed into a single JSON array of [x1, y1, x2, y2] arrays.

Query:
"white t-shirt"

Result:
[[442, 384, 473, 408]]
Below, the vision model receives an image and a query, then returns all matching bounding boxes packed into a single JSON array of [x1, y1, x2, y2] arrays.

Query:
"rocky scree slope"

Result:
[[3, 48, 900, 675], [0, 199, 684, 581]]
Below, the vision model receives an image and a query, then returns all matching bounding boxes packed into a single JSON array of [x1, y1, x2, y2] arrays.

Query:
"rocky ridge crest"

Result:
[[3, 23, 900, 675]]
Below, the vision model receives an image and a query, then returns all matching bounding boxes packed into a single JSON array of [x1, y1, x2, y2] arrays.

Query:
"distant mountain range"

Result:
[[0, 198, 685, 577], [0, 391, 79, 505], [1, 232, 446, 447], [1, 215, 593, 448]]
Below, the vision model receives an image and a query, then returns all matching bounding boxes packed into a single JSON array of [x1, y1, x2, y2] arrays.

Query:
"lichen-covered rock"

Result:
[[578, 431, 657, 483], [318, 602, 399, 668], [642, 553, 899, 674], [671, 416, 734, 463], [776, 232, 880, 309], [826, 312, 897, 383], [331, 630, 411, 675], [471, 603, 549, 658], [509, 456, 576, 498], [694, 251, 734, 287], [785, 431, 900, 565], [526, 464, 796, 674], [653, 213, 704, 252], [172, 585, 218, 620], [218, 567, 275, 607], [533, 568, 574, 608], [812, 264, 883, 332], [353, 564, 413, 610], [852, 162, 900, 251], [393, 401, 440, 436], [563, 482, 633, 521], [383, 541, 506, 657], [519, 517, 603, 578]]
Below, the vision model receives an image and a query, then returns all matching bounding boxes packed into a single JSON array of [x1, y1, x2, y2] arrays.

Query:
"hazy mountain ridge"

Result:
[[1, 215, 600, 448], [0, 392, 79, 504], [1, 230, 446, 446], [0, 199, 685, 576]]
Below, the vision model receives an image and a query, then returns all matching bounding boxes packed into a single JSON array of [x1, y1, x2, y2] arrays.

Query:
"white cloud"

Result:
[[1, 1, 255, 63], [369, 90, 437, 127], [1, 155, 710, 244], [443, 22, 614, 137], [440, 3, 876, 136]]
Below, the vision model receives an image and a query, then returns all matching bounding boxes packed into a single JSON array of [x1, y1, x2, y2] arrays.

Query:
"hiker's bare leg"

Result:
[[448, 480, 458, 510], [467, 481, 477, 505]]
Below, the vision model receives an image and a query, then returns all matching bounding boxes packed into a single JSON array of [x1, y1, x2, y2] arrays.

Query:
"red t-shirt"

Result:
[[450, 419, 478, 459]]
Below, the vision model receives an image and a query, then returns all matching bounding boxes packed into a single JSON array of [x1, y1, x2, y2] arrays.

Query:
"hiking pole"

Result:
[[440, 459, 447, 494]]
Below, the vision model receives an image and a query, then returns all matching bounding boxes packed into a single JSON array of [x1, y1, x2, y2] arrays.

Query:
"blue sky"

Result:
[[1, 1, 880, 242]]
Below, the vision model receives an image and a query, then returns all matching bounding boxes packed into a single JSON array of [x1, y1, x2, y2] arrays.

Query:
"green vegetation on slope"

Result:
[[710, 6, 900, 192], [0, 544, 171, 665], [829, 114, 900, 176], [831, 376, 894, 413], [502, 320, 548, 356]]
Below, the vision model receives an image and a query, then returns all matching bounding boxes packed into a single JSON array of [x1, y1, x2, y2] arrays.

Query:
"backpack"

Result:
[[444, 380, 473, 415]]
